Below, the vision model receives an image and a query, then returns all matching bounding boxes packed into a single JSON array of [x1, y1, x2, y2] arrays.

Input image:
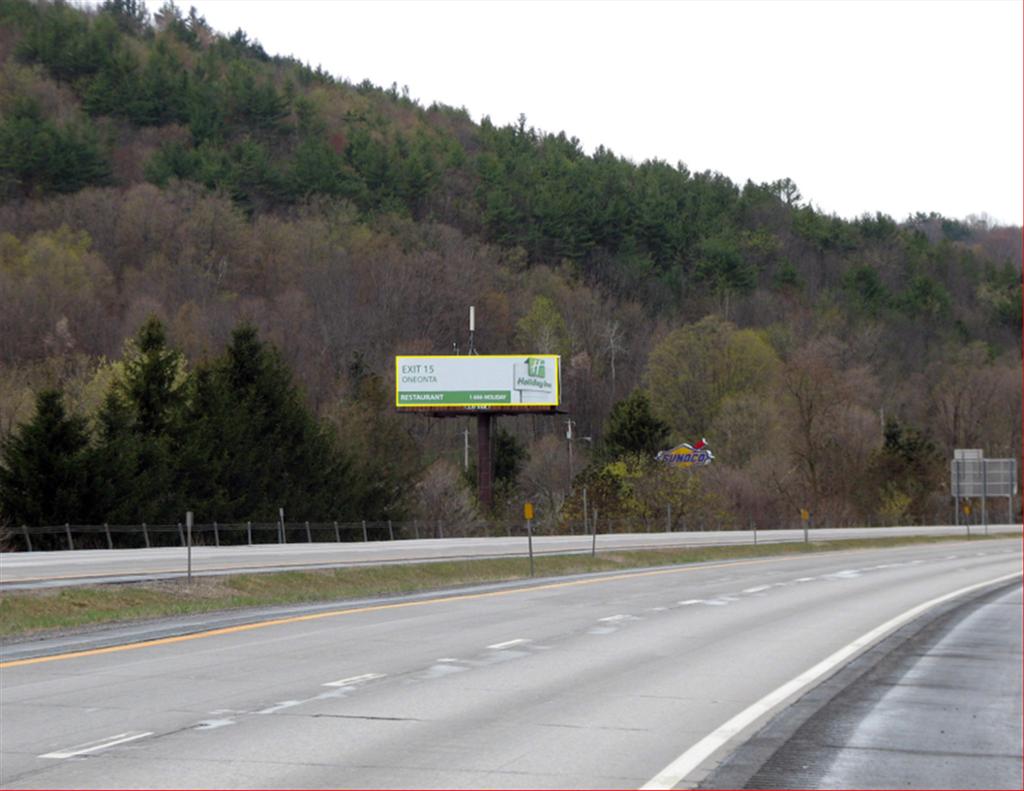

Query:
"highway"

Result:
[[1, 524, 1020, 589], [1, 538, 1020, 789]]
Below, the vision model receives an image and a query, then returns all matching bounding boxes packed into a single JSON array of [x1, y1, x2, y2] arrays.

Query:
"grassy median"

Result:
[[1, 533, 1016, 639]]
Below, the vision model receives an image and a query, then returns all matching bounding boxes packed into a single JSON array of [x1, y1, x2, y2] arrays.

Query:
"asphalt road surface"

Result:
[[1, 539, 1020, 789], [1, 524, 1020, 589], [704, 583, 1022, 789]]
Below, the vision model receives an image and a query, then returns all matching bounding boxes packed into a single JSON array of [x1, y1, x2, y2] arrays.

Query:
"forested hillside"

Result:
[[0, 0, 1020, 532]]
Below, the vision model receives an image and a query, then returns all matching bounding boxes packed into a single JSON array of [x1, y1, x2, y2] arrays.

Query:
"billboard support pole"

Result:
[[477, 413, 494, 511]]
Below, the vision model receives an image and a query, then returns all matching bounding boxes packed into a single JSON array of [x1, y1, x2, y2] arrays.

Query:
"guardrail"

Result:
[[2, 519, 701, 552], [1, 516, 993, 553]]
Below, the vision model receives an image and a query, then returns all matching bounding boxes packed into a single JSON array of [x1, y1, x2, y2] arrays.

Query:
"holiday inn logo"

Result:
[[526, 357, 546, 378]]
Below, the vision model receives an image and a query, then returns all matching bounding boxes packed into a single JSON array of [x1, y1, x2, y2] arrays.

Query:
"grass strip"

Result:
[[0, 533, 1015, 639]]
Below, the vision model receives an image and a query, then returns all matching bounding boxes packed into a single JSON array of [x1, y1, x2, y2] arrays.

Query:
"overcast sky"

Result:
[[184, 0, 1022, 226]]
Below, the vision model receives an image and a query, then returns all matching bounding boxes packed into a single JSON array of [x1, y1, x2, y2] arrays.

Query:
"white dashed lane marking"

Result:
[[323, 672, 385, 688], [40, 732, 153, 759], [487, 638, 530, 650]]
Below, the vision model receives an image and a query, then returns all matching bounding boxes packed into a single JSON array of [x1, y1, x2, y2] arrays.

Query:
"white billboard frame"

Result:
[[395, 354, 561, 409]]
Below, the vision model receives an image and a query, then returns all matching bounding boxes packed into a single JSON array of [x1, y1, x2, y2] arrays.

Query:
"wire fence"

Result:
[[0, 514, 781, 553]]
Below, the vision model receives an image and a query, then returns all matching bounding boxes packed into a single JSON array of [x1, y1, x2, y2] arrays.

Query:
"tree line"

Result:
[[0, 318, 411, 527]]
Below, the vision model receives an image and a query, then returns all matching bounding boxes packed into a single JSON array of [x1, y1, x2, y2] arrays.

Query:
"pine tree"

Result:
[[180, 324, 359, 521], [120, 316, 185, 438], [88, 317, 187, 523], [0, 390, 91, 526], [601, 390, 670, 462]]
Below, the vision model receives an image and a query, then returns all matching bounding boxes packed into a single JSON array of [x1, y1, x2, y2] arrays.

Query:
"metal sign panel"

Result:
[[950, 458, 1017, 497], [395, 355, 560, 408], [656, 438, 714, 467]]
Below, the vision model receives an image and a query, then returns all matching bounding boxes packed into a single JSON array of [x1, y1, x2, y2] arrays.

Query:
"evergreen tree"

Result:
[[88, 318, 187, 522], [180, 324, 358, 521], [328, 367, 420, 520], [0, 390, 91, 526], [493, 427, 527, 485], [88, 391, 146, 523], [601, 390, 670, 462], [120, 316, 186, 438], [0, 98, 111, 198]]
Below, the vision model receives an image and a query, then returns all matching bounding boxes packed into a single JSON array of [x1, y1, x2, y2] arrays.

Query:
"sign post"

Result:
[[524, 502, 535, 576], [800, 508, 810, 544], [982, 460, 988, 535], [186, 510, 193, 583]]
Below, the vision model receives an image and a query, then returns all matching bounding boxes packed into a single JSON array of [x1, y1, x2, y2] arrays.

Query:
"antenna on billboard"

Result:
[[467, 306, 477, 355]]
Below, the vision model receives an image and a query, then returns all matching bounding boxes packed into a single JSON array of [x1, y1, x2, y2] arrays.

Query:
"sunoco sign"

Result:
[[656, 438, 714, 467]]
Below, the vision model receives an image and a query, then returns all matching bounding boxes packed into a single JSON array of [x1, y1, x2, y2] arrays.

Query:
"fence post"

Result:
[[142, 522, 150, 548], [438, 520, 444, 539], [66, 523, 74, 551], [305, 521, 312, 543], [666, 503, 671, 532], [186, 511, 192, 583], [333, 520, 340, 542], [213, 521, 220, 547], [362, 520, 368, 542], [104, 523, 113, 550], [591, 508, 598, 557], [413, 519, 419, 540], [22, 525, 32, 552], [388, 519, 394, 540], [178, 522, 184, 546], [247, 521, 252, 545]]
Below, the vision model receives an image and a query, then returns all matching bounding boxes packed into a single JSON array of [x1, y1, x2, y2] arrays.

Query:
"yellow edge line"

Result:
[[0, 556, 790, 669]]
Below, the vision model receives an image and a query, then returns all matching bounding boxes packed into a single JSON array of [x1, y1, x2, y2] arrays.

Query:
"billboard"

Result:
[[396, 355, 560, 408]]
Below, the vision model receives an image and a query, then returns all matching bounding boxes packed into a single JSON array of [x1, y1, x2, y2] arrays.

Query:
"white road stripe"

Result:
[[41, 731, 153, 759], [323, 672, 385, 687], [640, 571, 1022, 790], [257, 700, 303, 714], [678, 599, 702, 606], [194, 719, 234, 730], [487, 638, 530, 650], [742, 585, 771, 594]]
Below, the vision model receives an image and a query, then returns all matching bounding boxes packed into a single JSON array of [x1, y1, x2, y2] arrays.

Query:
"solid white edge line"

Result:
[[40, 731, 154, 759], [639, 571, 1023, 790]]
